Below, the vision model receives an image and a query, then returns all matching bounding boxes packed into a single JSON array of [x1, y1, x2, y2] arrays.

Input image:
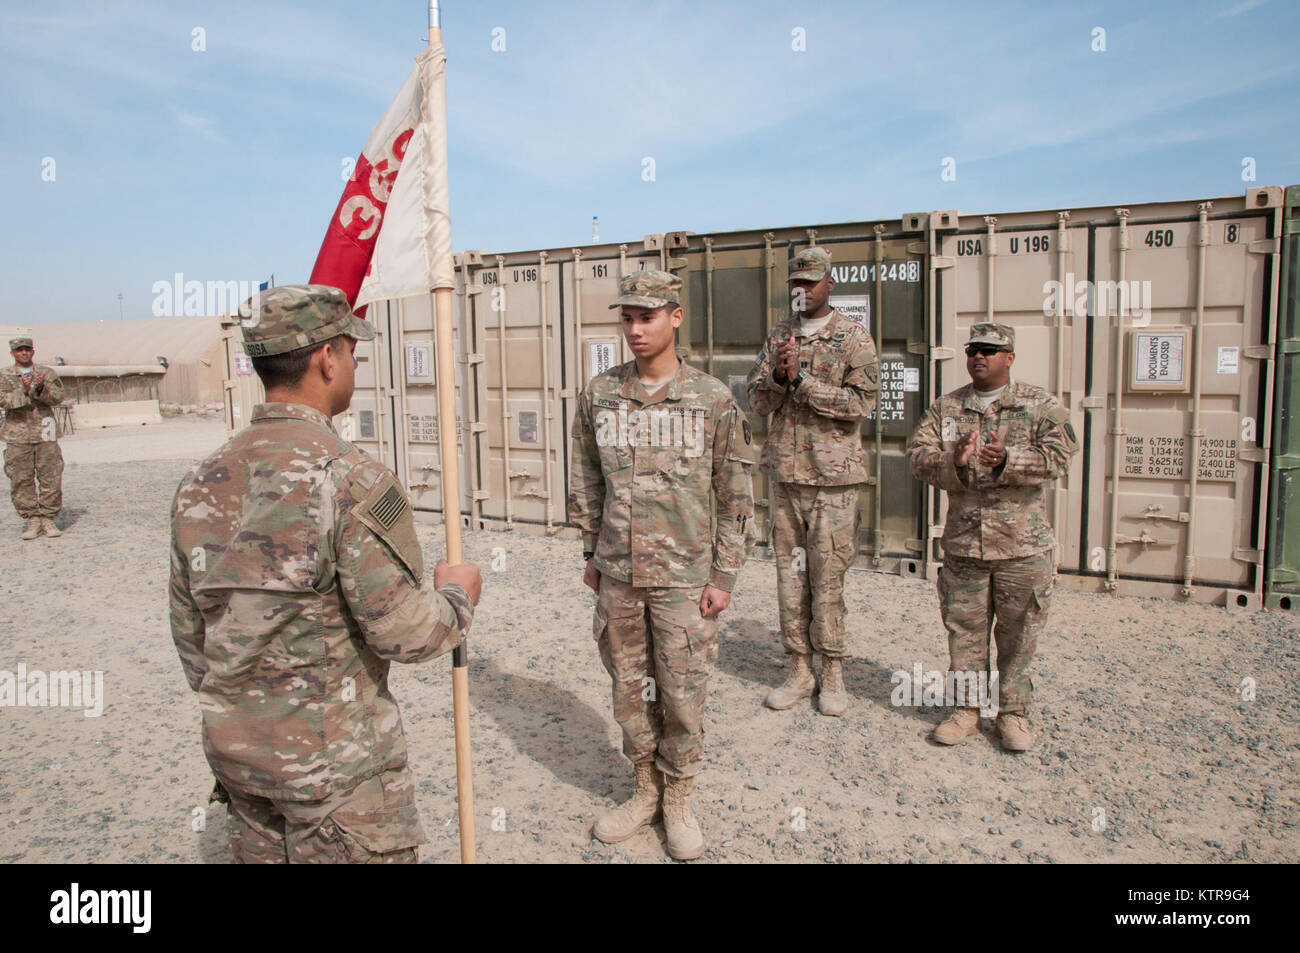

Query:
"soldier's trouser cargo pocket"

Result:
[[223, 764, 425, 864], [772, 481, 861, 657], [937, 550, 1054, 713], [595, 574, 718, 779]]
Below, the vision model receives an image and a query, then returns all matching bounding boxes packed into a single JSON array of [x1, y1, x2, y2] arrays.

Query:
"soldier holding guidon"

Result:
[[569, 269, 756, 860], [906, 323, 1078, 751], [746, 247, 879, 716], [169, 285, 483, 863], [1, 337, 65, 540]]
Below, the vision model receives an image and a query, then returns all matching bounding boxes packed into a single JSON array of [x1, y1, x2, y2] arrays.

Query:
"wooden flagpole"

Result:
[[428, 0, 475, 865]]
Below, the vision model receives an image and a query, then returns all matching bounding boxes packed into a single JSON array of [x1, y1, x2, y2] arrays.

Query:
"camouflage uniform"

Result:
[[1, 337, 65, 523], [906, 324, 1078, 714], [568, 272, 756, 780], [168, 286, 475, 863], [746, 249, 879, 659]]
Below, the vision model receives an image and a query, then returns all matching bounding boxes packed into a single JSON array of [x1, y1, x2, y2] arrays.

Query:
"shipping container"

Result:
[[224, 186, 1291, 608], [1265, 185, 1300, 610], [932, 188, 1284, 608]]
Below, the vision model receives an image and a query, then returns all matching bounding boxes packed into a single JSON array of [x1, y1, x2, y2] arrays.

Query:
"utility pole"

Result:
[[118, 292, 124, 320]]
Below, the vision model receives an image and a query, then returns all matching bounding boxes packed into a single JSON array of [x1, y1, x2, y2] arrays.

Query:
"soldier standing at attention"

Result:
[[1, 337, 65, 540], [569, 269, 756, 860], [746, 248, 879, 716], [906, 324, 1078, 752], [169, 285, 483, 863]]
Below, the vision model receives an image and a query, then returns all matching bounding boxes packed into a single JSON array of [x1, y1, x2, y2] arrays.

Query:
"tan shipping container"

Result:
[[932, 188, 1284, 607]]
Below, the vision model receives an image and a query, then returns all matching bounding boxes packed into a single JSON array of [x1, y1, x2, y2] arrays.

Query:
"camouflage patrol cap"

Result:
[[967, 323, 1015, 351], [788, 247, 832, 282], [9, 337, 33, 350], [238, 284, 375, 357], [609, 269, 682, 310]]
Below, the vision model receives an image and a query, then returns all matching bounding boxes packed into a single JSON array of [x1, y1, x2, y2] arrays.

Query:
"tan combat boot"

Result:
[[21, 518, 40, 540], [764, 653, 817, 710], [40, 517, 61, 537], [662, 776, 705, 860], [818, 656, 848, 717], [933, 707, 981, 745], [997, 712, 1034, 752], [593, 761, 663, 844]]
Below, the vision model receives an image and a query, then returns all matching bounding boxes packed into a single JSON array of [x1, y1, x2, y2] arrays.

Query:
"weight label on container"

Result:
[[406, 344, 432, 382], [1134, 333, 1185, 385], [589, 340, 618, 379], [829, 294, 870, 331], [1217, 346, 1239, 375], [1121, 434, 1237, 482], [903, 367, 920, 392], [409, 413, 462, 444], [868, 360, 911, 422], [409, 414, 438, 443], [359, 410, 375, 439], [233, 353, 253, 376]]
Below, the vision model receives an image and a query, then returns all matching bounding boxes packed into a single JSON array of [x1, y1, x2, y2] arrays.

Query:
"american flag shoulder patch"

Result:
[[369, 482, 409, 529]]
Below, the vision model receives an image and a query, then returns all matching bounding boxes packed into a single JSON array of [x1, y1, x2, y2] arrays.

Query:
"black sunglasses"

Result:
[[965, 345, 1010, 357]]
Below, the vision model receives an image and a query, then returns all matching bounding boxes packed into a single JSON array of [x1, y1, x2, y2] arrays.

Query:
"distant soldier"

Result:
[[746, 247, 879, 716], [169, 285, 483, 863], [569, 269, 756, 860], [906, 324, 1078, 752], [1, 337, 65, 540]]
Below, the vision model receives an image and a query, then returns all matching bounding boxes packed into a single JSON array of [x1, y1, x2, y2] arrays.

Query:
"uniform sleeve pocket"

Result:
[[328, 803, 426, 858]]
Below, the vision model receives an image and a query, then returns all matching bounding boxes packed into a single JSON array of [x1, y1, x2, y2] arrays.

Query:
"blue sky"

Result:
[[4, 0, 1298, 324]]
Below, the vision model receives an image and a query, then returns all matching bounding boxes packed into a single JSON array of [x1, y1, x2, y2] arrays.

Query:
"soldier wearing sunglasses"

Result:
[[906, 324, 1078, 751]]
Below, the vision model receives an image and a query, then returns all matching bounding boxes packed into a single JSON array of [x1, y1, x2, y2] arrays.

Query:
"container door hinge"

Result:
[[1248, 238, 1280, 255], [1232, 547, 1262, 564], [464, 352, 485, 365], [1242, 344, 1271, 360], [1239, 447, 1267, 464], [469, 422, 488, 434], [667, 256, 688, 270], [1270, 568, 1300, 583], [1273, 453, 1300, 470], [1080, 395, 1107, 410], [931, 256, 955, 271], [930, 346, 955, 361], [472, 490, 490, 501], [906, 241, 927, 256], [929, 524, 945, 538], [1278, 339, 1300, 355], [465, 283, 485, 296], [905, 538, 925, 553]]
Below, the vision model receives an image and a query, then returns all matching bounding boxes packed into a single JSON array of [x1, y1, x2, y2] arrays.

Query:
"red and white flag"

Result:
[[309, 43, 454, 312]]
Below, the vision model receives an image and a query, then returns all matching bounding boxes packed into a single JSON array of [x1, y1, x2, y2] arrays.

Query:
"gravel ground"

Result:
[[1, 418, 1296, 864]]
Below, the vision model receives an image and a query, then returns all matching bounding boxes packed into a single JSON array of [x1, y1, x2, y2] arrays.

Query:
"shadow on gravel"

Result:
[[55, 507, 87, 531], [469, 657, 625, 798], [717, 616, 939, 726], [715, 615, 784, 689]]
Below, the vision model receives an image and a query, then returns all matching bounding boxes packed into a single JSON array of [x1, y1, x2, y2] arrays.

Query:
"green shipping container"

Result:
[[1266, 186, 1300, 610]]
